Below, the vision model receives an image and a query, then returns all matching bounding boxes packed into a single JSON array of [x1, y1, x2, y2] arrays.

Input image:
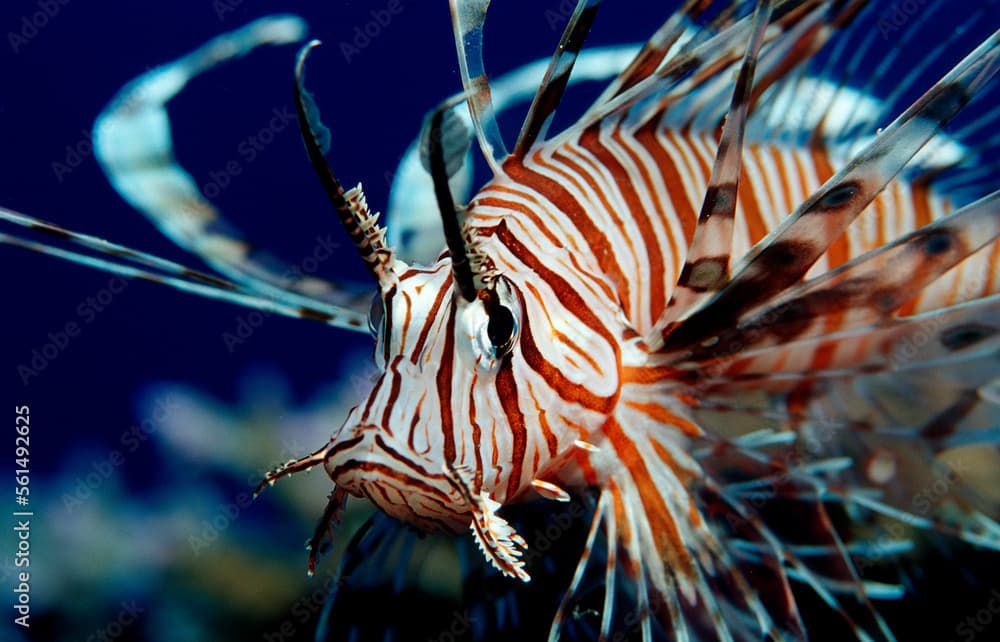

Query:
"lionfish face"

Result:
[[259, 155, 627, 578], [322, 216, 623, 530], [318, 259, 527, 533]]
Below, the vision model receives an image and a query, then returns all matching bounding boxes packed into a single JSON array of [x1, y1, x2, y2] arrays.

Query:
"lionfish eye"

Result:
[[487, 304, 517, 356], [368, 293, 385, 337]]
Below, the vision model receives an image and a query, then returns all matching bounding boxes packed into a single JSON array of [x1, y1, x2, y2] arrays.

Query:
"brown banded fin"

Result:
[[513, 0, 602, 158], [305, 488, 348, 576], [660, 28, 1000, 354], [654, 0, 774, 342], [254, 445, 330, 498], [681, 189, 1000, 362], [293, 41, 397, 286]]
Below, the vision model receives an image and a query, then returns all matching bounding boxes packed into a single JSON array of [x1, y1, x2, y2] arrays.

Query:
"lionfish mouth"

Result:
[[323, 427, 468, 532]]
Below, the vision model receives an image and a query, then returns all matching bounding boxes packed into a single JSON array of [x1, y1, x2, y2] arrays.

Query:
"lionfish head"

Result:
[[317, 250, 526, 534], [255, 40, 622, 581]]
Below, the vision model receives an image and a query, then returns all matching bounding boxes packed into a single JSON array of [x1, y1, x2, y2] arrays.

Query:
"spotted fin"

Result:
[[673, 189, 1000, 363], [660, 27, 1000, 354], [657, 0, 774, 331]]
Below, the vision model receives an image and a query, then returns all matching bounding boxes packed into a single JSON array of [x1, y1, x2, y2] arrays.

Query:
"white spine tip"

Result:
[[531, 479, 571, 502]]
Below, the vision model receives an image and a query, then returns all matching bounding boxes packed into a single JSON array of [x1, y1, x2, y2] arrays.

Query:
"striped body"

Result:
[[453, 111, 1000, 636], [476, 135, 996, 338]]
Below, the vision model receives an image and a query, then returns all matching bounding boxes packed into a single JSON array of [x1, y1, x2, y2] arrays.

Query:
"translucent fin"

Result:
[[448, 0, 509, 174], [0, 216, 367, 332], [0, 206, 236, 288], [93, 15, 370, 313], [547, 489, 608, 642]]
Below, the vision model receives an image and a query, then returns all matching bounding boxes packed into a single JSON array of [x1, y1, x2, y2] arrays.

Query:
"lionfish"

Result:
[[3, 0, 999, 640]]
